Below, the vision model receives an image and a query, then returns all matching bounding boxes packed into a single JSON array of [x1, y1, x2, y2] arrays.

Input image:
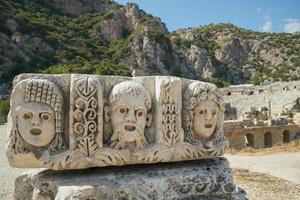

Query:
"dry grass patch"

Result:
[[226, 140, 300, 155]]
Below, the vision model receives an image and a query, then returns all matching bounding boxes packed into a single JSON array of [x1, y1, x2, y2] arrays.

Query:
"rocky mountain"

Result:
[[1, 0, 300, 97]]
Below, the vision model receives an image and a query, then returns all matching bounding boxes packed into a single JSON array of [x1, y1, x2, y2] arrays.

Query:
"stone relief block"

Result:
[[6, 74, 228, 170]]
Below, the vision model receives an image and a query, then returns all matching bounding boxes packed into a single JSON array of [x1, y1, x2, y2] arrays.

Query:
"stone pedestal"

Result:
[[14, 157, 244, 200]]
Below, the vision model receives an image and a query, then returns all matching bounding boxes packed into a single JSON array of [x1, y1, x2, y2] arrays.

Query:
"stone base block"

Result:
[[14, 157, 245, 200]]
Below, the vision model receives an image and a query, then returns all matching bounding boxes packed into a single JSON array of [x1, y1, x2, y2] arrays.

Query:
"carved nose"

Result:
[[204, 110, 212, 120], [31, 115, 41, 126], [31, 121, 41, 126], [125, 109, 136, 122]]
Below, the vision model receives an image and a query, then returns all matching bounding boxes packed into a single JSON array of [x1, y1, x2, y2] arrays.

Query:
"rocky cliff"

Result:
[[0, 0, 300, 95]]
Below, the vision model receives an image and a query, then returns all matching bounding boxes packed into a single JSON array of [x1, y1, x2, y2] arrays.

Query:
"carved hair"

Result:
[[24, 79, 63, 133], [183, 81, 225, 145], [108, 81, 152, 110]]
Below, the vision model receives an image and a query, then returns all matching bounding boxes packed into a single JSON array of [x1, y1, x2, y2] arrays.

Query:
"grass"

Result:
[[0, 99, 10, 118]]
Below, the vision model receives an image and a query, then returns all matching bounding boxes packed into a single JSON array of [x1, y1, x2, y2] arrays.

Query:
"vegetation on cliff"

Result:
[[0, 0, 300, 92]]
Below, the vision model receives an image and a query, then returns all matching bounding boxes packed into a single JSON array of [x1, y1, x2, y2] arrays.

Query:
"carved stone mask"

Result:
[[110, 94, 151, 143], [16, 103, 55, 147], [192, 100, 218, 139]]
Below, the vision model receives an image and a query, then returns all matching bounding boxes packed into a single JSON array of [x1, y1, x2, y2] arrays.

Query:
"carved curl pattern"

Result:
[[108, 81, 152, 110], [170, 174, 238, 196], [6, 128, 28, 154], [42, 147, 129, 170]]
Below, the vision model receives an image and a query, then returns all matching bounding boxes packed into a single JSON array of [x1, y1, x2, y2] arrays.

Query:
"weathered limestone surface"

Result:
[[14, 157, 244, 200], [6, 74, 228, 170]]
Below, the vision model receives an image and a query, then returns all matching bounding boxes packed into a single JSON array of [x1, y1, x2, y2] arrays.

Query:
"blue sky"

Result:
[[115, 0, 300, 33]]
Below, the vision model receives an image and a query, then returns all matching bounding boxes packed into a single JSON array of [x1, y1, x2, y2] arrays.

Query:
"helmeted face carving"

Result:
[[16, 103, 55, 147], [193, 100, 218, 139], [108, 81, 152, 149]]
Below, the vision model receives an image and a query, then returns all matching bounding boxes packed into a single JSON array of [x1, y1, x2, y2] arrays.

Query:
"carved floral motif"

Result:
[[72, 76, 100, 157]]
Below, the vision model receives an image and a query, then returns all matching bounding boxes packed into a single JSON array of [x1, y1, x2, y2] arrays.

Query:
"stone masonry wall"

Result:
[[225, 124, 300, 150], [219, 81, 300, 118]]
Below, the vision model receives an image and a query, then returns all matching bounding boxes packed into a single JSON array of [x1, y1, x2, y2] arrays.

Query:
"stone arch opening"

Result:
[[264, 132, 272, 148], [283, 130, 290, 143], [246, 133, 255, 148]]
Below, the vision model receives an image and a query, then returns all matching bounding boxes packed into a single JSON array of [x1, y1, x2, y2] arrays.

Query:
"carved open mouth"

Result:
[[30, 128, 42, 135], [125, 125, 136, 131], [205, 124, 213, 128]]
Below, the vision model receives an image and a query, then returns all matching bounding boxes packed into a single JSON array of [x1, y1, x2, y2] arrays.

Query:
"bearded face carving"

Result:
[[108, 81, 152, 149], [16, 103, 56, 147]]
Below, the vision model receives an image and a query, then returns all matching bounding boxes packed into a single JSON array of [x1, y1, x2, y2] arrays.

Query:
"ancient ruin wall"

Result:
[[219, 81, 300, 119]]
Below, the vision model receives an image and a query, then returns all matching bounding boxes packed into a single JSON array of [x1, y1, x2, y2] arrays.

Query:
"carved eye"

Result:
[[23, 112, 31, 119], [41, 113, 50, 120], [137, 110, 144, 117], [119, 107, 127, 114], [199, 110, 204, 115], [212, 110, 217, 115]]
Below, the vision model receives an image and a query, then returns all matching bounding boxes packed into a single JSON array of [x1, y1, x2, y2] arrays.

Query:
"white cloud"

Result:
[[256, 8, 262, 13], [284, 18, 300, 33], [262, 17, 272, 32]]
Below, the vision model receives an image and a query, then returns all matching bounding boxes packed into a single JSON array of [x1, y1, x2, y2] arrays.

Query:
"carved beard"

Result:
[[109, 123, 147, 150]]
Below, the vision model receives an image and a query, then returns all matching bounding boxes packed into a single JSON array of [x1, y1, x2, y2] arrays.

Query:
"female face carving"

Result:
[[16, 103, 55, 147], [192, 99, 218, 139]]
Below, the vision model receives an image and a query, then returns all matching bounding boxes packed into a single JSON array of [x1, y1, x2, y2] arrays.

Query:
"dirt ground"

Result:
[[233, 169, 300, 200], [224, 151, 300, 184], [0, 125, 29, 200], [1, 124, 300, 200]]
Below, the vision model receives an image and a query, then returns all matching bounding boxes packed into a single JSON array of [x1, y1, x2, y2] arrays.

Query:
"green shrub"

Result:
[[0, 99, 10, 117], [93, 60, 131, 76], [206, 78, 229, 88], [11, 55, 24, 64], [0, 57, 5, 65], [0, 16, 12, 35], [1, 0, 300, 87]]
